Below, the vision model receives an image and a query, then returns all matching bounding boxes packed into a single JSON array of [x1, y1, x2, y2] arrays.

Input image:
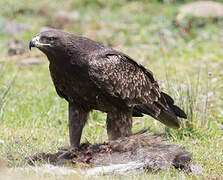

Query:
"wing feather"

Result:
[[88, 50, 164, 107]]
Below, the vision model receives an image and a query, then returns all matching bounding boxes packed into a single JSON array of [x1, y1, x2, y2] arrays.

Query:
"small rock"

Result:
[[178, 1, 223, 19], [55, 10, 80, 21], [190, 164, 204, 175], [8, 39, 26, 56], [16, 58, 44, 66], [157, 29, 173, 37], [2, 21, 29, 35], [175, 1, 223, 35]]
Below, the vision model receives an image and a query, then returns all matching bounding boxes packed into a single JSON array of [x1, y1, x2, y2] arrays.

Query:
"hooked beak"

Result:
[[29, 36, 40, 50], [29, 35, 52, 50]]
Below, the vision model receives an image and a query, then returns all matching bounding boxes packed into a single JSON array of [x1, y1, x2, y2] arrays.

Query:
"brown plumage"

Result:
[[29, 29, 186, 148]]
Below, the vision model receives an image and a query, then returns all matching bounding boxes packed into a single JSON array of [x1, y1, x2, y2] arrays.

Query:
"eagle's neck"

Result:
[[45, 52, 70, 66]]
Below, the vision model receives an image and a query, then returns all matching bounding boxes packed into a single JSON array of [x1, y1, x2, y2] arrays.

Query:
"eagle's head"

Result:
[[29, 29, 70, 56]]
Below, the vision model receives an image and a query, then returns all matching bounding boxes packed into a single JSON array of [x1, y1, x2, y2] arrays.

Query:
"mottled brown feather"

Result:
[[88, 50, 163, 108]]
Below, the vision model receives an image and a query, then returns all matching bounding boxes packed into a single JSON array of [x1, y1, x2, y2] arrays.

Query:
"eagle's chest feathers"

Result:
[[49, 62, 101, 108]]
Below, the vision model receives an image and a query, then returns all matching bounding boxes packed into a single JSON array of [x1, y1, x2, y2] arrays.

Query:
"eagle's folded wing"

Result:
[[88, 50, 165, 108]]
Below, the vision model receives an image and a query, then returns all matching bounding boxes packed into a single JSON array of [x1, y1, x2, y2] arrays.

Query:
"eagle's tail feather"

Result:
[[161, 92, 187, 119], [133, 92, 187, 129], [156, 107, 181, 129]]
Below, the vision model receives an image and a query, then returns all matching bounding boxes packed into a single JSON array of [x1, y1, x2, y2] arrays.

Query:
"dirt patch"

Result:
[[7, 39, 26, 56], [2, 22, 29, 35]]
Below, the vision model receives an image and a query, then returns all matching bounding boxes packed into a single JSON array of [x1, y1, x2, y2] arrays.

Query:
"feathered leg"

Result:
[[106, 109, 133, 141], [69, 103, 89, 148]]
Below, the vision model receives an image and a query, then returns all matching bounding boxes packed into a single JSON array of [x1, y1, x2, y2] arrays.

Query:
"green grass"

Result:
[[0, 0, 223, 179]]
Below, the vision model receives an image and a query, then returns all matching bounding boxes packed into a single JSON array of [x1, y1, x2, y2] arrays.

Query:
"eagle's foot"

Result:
[[57, 146, 79, 159]]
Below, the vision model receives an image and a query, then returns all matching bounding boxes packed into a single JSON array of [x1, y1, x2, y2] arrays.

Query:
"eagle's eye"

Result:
[[48, 37, 57, 41], [40, 36, 58, 44]]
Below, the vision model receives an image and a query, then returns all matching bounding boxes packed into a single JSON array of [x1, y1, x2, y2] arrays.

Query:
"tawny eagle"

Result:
[[29, 29, 186, 149]]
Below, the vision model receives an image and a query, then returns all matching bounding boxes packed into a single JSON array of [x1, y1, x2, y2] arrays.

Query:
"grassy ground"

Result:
[[0, 0, 223, 179]]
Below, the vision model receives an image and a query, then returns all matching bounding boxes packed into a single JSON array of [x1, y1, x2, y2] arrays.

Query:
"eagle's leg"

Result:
[[68, 102, 89, 148], [106, 109, 133, 141]]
